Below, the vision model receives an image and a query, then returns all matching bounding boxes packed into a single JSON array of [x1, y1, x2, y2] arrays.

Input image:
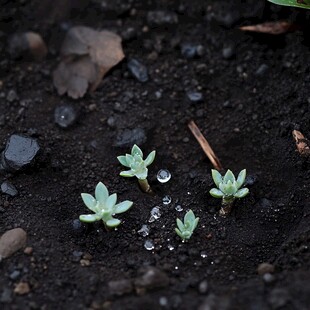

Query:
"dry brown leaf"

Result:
[[292, 130, 310, 156], [53, 26, 124, 99], [239, 21, 294, 35]]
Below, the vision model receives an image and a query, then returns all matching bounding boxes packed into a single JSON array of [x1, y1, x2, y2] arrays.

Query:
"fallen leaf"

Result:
[[292, 130, 310, 156], [239, 21, 295, 35], [53, 26, 124, 99]]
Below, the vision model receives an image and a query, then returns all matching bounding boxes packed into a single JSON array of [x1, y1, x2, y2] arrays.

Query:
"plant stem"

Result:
[[219, 197, 235, 216], [138, 178, 152, 193]]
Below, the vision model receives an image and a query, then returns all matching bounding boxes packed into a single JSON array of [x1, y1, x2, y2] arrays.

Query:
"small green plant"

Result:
[[268, 0, 310, 9], [210, 169, 249, 216], [117, 144, 156, 193], [175, 210, 199, 241], [79, 182, 133, 229]]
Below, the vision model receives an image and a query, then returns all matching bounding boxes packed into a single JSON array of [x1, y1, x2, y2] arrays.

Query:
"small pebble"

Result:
[[187, 91, 203, 103], [127, 59, 149, 83], [1, 181, 18, 197], [14, 282, 30, 295]]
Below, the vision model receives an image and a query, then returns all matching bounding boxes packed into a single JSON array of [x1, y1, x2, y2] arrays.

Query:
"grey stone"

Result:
[[0, 228, 27, 260], [115, 128, 146, 147], [1, 134, 40, 172], [1, 181, 18, 197], [127, 59, 149, 83], [108, 279, 133, 296], [54, 104, 78, 128], [187, 91, 203, 103], [135, 266, 169, 290]]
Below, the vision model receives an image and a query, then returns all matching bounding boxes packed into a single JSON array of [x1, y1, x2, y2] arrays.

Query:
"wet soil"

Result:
[[0, 0, 310, 309]]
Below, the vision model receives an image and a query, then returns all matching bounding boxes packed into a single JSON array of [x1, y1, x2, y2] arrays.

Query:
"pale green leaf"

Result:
[[114, 201, 133, 214], [117, 155, 130, 167], [131, 144, 143, 157], [211, 169, 222, 187], [106, 193, 117, 209], [223, 170, 236, 183], [81, 193, 97, 212], [236, 169, 246, 189], [209, 188, 224, 198], [145, 151, 156, 166], [176, 218, 185, 231], [79, 214, 100, 223], [234, 188, 249, 198], [95, 182, 109, 203], [175, 228, 184, 239], [106, 218, 121, 228], [184, 210, 195, 224], [120, 170, 135, 177]]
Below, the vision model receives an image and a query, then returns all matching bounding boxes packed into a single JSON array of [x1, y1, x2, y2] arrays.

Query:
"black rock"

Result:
[[72, 219, 87, 235], [115, 128, 146, 147], [244, 174, 257, 186], [108, 279, 133, 296], [134, 266, 169, 290], [127, 59, 149, 83], [222, 45, 235, 59], [1, 181, 18, 197], [255, 64, 269, 76], [0, 134, 40, 172], [9, 270, 21, 280], [147, 11, 178, 26], [54, 104, 78, 128], [187, 91, 203, 102], [181, 43, 204, 59]]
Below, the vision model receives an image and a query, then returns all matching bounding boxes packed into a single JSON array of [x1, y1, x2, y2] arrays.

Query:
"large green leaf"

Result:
[[117, 155, 130, 167], [268, 0, 310, 9], [81, 193, 97, 212], [95, 182, 109, 203], [209, 188, 224, 198], [114, 201, 133, 214], [211, 169, 222, 187], [145, 150, 156, 166], [79, 214, 100, 223]]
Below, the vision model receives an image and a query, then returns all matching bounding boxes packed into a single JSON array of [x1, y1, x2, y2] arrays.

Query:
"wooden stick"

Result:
[[188, 120, 223, 171]]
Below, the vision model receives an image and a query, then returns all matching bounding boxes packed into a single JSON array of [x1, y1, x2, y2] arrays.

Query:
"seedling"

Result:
[[210, 169, 249, 216], [268, 0, 310, 9], [175, 210, 199, 241], [117, 144, 156, 193], [79, 182, 133, 229]]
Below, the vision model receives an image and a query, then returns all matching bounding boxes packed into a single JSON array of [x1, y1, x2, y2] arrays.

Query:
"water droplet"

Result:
[[168, 244, 174, 251], [200, 251, 208, 258], [144, 239, 154, 251], [157, 169, 171, 183], [138, 224, 150, 237], [149, 206, 161, 222], [162, 195, 172, 205], [175, 205, 183, 212]]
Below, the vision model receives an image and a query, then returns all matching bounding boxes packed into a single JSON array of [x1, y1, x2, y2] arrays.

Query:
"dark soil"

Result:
[[0, 1, 310, 309]]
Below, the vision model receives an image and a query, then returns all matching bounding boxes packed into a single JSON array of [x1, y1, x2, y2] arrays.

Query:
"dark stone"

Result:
[[255, 64, 269, 76], [72, 219, 87, 235], [127, 59, 149, 83], [6, 90, 18, 102], [181, 43, 204, 59], [54, 104, 78, 128], [1, 134, 40, 172], [244, 174, 257, 186], [268, 288, 290, 309], [1, 181, 18, 197], [9, 270, 21, 280], [0, 287, 12, 303], [187, 91, 203, 102], [198, 280, 209, 294], [108, 279, 133, 296], [134, 266, 169, 290], [222, 45, 235, 59], [115, 128, 146, 147], [147, 11, 178, 26]]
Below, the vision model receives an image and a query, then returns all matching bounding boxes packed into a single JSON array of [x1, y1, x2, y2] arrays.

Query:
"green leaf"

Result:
[[145, 151, 156, 166], [193, 217, 199, 230], [126, 154, 134, 165], [117, 155, 130, 167], [120, 170, 135, 177], [106, 218, 121, 228], [268, 0, 310, 9], [175, 228, 184, 240], [184, 210, 195, 224], [134, 168, 148, 180], [234, 188, 249, 198], [106, 193, 117, 209], [95, 182, 109, 203], [81, 193, 97, 212], [79, 214, 100, 223], [224, 180, 237, 195], [114, 201, 133, 214], [209, 188, 224, 198], [176, 218, 185, 231], [223, 170, 236, 183], [211, 169, 222, 187], [131, 144, 143, 157], [236, 169, 246, 189]]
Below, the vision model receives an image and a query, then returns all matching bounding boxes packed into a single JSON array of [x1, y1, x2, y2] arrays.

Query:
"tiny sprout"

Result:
[[210, 169, 249, 216], [79, 182, 133, 229], [117, 144, 156, 193], [175, 210, 199, 241]]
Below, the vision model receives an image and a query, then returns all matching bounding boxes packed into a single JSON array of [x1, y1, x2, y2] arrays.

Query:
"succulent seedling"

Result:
[[79, 182, 133, 229], [117, 144, 156, 193], [210, 169, 249, 216], [268, 0, 310, 9], [175, 210, 199, 241]]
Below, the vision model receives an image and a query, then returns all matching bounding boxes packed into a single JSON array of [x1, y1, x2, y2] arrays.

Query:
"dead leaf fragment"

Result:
[[53, 26, 124, 99], [292, 130, 310, 156], [239, 21, 294, 35]]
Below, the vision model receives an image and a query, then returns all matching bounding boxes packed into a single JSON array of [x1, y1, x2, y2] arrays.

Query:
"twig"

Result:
[[292, 130, 310, 156], [188, 120, 223, 171]]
